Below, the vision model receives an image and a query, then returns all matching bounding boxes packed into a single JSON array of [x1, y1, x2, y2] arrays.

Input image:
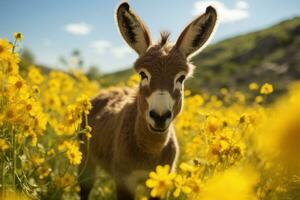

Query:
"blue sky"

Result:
[[0, 0, 300, 73]]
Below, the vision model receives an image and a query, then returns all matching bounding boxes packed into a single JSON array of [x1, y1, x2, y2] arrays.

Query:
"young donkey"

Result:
[[79, 2, 217, 200]]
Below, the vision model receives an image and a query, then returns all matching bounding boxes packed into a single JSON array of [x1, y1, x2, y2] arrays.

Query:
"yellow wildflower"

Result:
[[249, 82, 259, 90], [66, 143, 82, 165], [184, 90, 191, 97], [0, 138, 9, 151], [31, 155, 45, 165], [0, 39, 12, 57], [47, 148, 55, 157], [85, 125, 92, 139], [179, 162, 197, 173], [188, 178, 202, 199], [28, 66, 44, 85], [220, 88, 228, 95], [37, 165, 51, 179], [200, 168, 258, 200], [127, 73, 140, 87], [173, 175, 191, 197], [76, 95, 92, 114], [260, 83, 273, 95], [2, 190, 29, 200], [255, 95, 264, 104], [257, 83, 300, 168], [146, 165, 175, 198], [55, 173, 75, 189], [206, 116, 222, 134], [14, 32, 24, 41]]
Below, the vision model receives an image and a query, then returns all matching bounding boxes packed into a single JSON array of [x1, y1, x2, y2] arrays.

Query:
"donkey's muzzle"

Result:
[[149, 110, 172, 130]]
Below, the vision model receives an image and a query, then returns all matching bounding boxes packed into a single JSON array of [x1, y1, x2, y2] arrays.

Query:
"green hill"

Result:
[[101, 17, 300, 93]]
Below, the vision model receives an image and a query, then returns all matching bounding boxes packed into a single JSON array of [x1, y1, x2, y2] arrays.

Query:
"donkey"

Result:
[[79, 2, 217, 200]]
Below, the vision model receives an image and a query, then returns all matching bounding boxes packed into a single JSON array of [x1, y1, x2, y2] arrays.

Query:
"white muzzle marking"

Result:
[[146, 90, 175, 128]]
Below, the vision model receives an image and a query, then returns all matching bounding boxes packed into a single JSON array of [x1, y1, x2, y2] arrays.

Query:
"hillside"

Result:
[[101, 17, 300, 93]]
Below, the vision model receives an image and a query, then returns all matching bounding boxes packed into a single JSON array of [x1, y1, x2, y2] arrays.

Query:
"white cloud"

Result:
[[110, 46, 133, 59], [64, 22, 93, 35], [89, 40, 111, 54], [90, 40, 133, 59], [236, 1, 249, 9], [192, 0, 249, 23]]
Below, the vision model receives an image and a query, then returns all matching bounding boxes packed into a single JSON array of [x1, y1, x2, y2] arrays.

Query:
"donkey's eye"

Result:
[[139, 71, 148, 80], [176, 75, 186, 84]]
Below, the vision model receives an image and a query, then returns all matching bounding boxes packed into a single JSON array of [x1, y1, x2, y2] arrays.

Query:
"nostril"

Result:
[[149, 110, 158, 120], [164, 110, 172, 119], [149, 110, 172, 122]]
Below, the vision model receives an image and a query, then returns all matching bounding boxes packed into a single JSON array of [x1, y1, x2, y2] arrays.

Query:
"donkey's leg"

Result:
[[78, 157, 96, 200], [116, 182, 135, 200]]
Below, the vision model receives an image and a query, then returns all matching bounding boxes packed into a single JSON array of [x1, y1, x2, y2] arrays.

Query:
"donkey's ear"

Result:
[[175, 6, 217, 59], [116, 2, 151, 55]]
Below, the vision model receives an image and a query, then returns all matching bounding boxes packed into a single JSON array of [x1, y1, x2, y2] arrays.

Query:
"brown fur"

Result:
[[79, 2, 217, 200], [79, 87, 178, 200]]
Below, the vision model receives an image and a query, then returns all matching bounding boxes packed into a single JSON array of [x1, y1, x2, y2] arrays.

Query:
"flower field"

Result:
[[1, 35, 300, 200]]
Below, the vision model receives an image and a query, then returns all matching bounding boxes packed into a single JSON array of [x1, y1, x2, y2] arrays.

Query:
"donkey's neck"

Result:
[[134, 111, 171, 155]]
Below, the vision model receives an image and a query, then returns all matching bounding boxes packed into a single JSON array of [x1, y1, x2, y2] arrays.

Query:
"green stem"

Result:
[[12, 127, 16, 188], [1, 153, 4, 198], [78, 113, 90, 178], [12, 39, 17, 53]]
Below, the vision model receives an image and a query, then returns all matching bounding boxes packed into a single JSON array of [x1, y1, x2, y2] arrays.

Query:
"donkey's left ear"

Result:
[[175, 6, 217, 59], [116, 2, 152, 55]]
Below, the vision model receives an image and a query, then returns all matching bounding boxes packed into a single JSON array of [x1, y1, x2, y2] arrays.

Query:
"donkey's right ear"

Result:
[[175, 6, 217, 59], [116, 2, 152, 55]]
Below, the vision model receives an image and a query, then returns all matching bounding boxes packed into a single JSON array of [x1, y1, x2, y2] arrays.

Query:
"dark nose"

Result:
[[149, 110, 172, 128]]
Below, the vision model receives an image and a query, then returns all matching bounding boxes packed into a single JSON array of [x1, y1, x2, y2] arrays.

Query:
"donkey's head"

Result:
[[116, 2, 217, 134]]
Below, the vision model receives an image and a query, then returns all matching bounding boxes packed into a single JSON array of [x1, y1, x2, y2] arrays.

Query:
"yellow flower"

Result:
[[220, 88, 228, 95], [200, 168, 258, 200], [66, 143, 82, 165], [2, 190, 29, 200], [255, 95, 264, 104], [234, 92, 246, 104], [0, 138, 9, 151], [184, 90, 191, 97], [188, 178, 203, 199], [146, 165, 175, 198], [179, 162, 196, 173], [55, 173, 75, 189], [260, 83, 273, 95], [7, 75, 30, 100], [58, 141, 68, 152], [14, 32, 24, 41], [76, 95, 92, 114], [47, 148, 55, 157], [84, 125, 92, 139], [249, 82, 259, 90], [257, 83, 300, 167], [206, 116, 222, 134], [24, 98, 41, 116], [31, 155, 45, 165], [0, 39, 12, 57], [173, 175, 191, 197], [31, 85, 40, 94], [127, 73, 140, 87], [4, 106, 23, 124], [8, 75, 25, 90], [37, 165, 51, 179], [28, 66, 44, 85]]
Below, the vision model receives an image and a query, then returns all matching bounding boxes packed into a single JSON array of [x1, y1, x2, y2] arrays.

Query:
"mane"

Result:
[[149, 31, 173, 54], [159, 31, 171, 47]]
